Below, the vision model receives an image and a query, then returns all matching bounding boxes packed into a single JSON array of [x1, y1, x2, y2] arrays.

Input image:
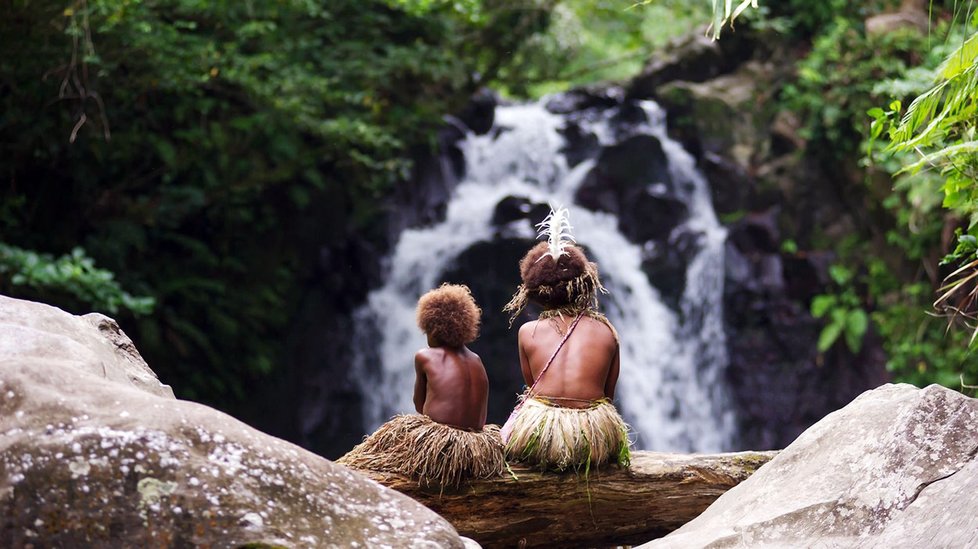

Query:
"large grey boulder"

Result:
[[0, 295, 467, 548], [0, 295, 174, 399], [641, 383, 978, 548]]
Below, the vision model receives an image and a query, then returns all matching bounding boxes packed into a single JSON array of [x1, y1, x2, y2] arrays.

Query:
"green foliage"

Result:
[[866, 6, 978, 379], [508, 0, 710, 97], [811, 266, 869, 353], [386, 0, 486, 22], [867, 161, 978, 390], [757, 1, 978, 392], [769, 0, 895, 37], [0, 0, 547, 418], [871, 279, 975, 389], [0, 243, 155, 315], [942, 228, 978, 266], [876, 19, 978, 223], [693, 0, 757, 39], [701, 0, 892, 39], [932, 229, 978, 345], [785, 17, 934, 155]]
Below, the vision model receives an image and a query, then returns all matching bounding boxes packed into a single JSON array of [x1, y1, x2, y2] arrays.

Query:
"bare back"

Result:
[[518, 315, 620, 407], [413, 346, 489, 431]]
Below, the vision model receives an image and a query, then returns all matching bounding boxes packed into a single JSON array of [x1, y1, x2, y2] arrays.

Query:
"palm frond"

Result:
[[900, 140, 978, 174], [934, 256, 978, 346], [708, 0, 757, 39], [889, 32, 978, 149], [940, 31, 978, 80]]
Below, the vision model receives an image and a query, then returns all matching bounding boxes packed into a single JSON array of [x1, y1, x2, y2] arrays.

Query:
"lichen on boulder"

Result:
[[0, 295, 467, 548], [641, 383, 978, 548]]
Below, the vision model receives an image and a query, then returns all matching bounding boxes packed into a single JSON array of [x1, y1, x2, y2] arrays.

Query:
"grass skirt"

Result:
[[504, 397, 631, 472], [336, 414, 505, 488]]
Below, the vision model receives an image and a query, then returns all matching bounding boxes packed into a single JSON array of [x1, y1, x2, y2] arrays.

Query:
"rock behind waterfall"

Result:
[[641, 383, 978, 548], [0, 295, 466, 548]]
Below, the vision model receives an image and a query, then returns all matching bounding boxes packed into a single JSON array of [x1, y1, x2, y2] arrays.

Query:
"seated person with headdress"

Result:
[[338, 284, 505, 488], [501, 207, 631, 472]]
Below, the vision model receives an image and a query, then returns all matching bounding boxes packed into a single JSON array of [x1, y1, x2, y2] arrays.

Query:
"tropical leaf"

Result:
[[707, 0, 758, 39], [900, 140, 978, 174], [889, 31, 978, 149], [939, 32, 978, 80], [817, 321, 844, 353], [811, 295, 836, 318], [845, 309, 868, 353]]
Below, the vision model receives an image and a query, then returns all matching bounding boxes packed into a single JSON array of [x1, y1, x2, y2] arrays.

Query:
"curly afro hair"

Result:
[[416, 284, 482, 348], [503, 242, 605, 320]]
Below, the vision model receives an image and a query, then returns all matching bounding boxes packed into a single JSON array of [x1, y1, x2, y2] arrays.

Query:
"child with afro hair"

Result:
[[338, 284, 505, 488]]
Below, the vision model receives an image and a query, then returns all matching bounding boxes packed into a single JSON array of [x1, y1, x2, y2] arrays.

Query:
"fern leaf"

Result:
[[900, 140, 978, 174]]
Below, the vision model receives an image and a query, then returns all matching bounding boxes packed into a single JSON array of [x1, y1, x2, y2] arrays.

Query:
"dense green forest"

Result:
[[2, 0, 976, 438]]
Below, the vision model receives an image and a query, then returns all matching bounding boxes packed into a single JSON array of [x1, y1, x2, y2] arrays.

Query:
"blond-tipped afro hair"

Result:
[[416, 283, 482, 348]]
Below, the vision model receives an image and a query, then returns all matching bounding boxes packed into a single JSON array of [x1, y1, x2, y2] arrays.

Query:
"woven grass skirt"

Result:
[[337, 414, 505, 488], [504, 397, 631, 472]]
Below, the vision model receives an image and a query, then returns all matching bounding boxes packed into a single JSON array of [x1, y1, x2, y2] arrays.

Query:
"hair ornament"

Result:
[[535, 204, 575, 262]]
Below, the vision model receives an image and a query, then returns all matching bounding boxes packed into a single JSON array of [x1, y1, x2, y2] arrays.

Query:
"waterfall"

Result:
[[350, 99, 736, 452]]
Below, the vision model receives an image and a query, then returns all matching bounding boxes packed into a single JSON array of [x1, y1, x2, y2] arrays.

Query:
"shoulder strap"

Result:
[[525, 311, 585, 397]]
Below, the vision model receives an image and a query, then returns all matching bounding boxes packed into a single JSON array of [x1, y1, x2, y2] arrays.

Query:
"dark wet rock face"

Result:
[[558, 120, 601, 168], [576, 134, 688, 244], [721, 208, 888, 449], [492, 196, 552, 229], [456, 87, 498, 136], [0, 295, 466, 548], [641, 230, 705, 312], [627, 29, 756, 101], [545, 86, 623, 114]]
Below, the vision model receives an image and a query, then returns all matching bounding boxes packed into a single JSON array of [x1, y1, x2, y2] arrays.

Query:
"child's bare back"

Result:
[[338, 283, 504, 487], [414, 345, 488, 430], [412, 283, 489, 431]]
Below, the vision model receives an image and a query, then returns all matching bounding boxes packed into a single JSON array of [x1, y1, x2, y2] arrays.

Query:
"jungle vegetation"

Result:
[[2, 0, 976, 435]]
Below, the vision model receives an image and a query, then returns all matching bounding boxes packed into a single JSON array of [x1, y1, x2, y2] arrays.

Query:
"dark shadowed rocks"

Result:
[[576, 134, 688, 244]]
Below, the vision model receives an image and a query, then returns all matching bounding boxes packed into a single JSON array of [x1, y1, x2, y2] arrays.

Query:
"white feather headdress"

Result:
[[535, 204, 575, 262]]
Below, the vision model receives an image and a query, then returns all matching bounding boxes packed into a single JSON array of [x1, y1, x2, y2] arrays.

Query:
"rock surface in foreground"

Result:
[[0, 295, 466, 548], [641, 383, 978, 548]]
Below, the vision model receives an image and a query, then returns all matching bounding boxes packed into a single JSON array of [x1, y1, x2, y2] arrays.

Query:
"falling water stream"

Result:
[[350, 99, 736, 452]]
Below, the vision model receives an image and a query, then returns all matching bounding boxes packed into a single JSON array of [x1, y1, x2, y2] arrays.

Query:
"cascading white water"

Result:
[[351, 99, 735, 452]]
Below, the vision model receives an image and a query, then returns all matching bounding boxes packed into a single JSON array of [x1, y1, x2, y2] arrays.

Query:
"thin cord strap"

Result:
[[524, 311, 584, 398]]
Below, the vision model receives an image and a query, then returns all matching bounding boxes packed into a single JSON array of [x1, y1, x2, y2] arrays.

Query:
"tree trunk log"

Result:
[[355, 450, 777, 548]]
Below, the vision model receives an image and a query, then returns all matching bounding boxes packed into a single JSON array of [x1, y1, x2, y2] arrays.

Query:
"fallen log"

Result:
[[355, 450, 777, 548]]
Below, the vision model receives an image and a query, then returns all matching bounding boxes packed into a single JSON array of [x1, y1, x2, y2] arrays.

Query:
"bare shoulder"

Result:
[[584, 316, 618, 342], [517, 320, 538, 338], [415, 347, 442, 364], [463, 346, 488, 374]]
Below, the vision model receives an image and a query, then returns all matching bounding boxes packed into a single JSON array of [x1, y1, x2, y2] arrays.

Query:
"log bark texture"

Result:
[[355, 450, 777, 548]]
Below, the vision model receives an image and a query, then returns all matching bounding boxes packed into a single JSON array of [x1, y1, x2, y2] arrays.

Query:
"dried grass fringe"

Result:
[[504, 397, 632, 472], [504, 265, 608, 327], [336, 414, 505, 488]]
